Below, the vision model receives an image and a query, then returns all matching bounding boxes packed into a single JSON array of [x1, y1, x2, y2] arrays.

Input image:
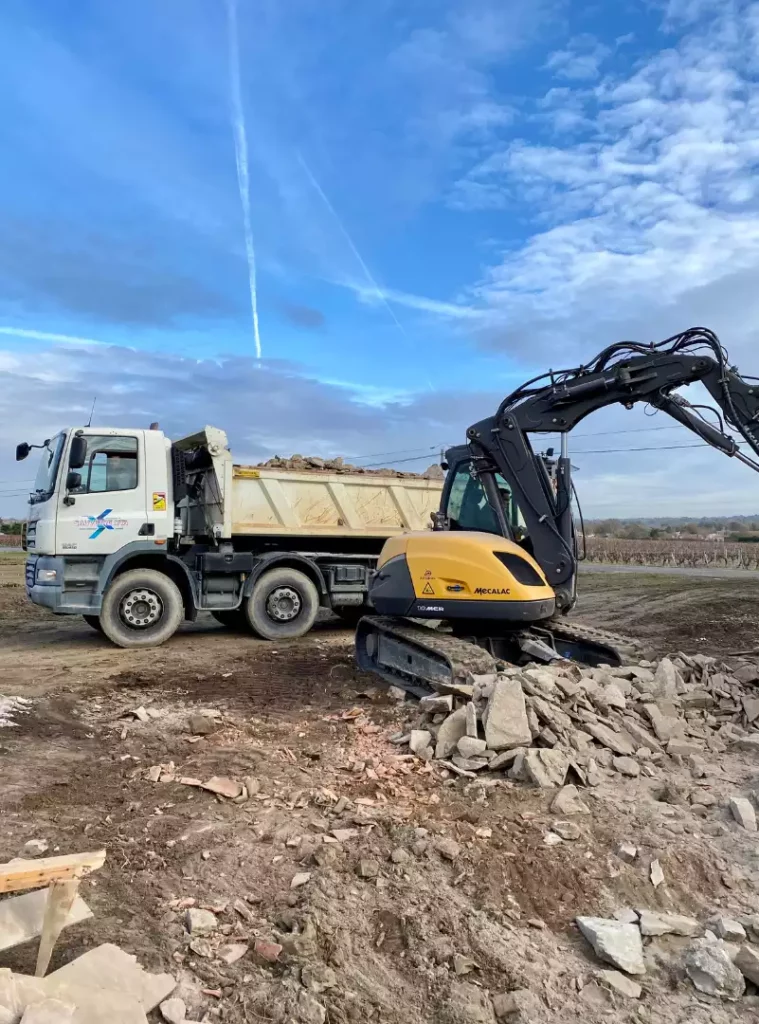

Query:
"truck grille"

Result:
[[25, 560, 36, 589], [23, 520, 35, 551]]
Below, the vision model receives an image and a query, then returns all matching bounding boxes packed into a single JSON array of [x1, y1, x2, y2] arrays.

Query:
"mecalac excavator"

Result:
[[356, 328, 759, 694]]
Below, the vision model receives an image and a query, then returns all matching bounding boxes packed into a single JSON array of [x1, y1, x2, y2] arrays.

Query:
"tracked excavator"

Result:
[[356, 328, 759, 695]]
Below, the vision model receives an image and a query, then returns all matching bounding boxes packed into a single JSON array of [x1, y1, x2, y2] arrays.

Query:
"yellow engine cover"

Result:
[[378, 530, 554, 604]]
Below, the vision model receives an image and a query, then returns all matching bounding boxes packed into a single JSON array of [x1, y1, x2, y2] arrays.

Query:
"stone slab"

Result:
[[0, 891, 92, 954]]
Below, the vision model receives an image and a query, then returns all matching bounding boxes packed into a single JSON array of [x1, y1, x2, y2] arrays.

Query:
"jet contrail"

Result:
[[296, 151, 408, 338], [225, 0, 262, 360], [0, 327, 103, 346]]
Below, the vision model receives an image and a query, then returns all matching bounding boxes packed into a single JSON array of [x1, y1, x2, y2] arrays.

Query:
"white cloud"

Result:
[[545, 34, 610, 81], [447, 1, 759, 369]]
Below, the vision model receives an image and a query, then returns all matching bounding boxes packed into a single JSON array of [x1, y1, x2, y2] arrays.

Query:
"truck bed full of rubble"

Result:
[[251, 454, 445, 479]]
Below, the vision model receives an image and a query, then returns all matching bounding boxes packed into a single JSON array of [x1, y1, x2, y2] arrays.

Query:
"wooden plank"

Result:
[[35, 878, 81, 976], [0, 851, 106, 895]]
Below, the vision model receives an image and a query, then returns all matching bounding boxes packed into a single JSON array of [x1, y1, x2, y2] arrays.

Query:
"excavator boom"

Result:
[[464, 327, 759, 611], [356, 328, 759, 694]]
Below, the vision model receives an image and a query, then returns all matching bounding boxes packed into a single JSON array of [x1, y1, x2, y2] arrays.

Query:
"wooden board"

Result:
[[0, 851, 106, 895]]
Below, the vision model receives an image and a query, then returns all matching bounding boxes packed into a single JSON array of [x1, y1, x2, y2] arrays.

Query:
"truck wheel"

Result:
[[83, 614, 104, 634], [244, 568, 319, 640], [100, 569, 184, 649], [211, 609, 247, 631]]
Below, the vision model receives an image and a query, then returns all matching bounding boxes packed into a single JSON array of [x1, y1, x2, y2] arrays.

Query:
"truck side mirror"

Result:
[[69, 436, 87, 469], [15, 442, 30, 462], [66, 471, 82, 491]]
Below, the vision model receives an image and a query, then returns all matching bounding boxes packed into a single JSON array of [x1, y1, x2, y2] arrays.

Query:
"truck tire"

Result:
[[99, 569, 184, 649], [83, 614, 104, 634], [211, 609, 247, 631], [244, 567, 319, 640]]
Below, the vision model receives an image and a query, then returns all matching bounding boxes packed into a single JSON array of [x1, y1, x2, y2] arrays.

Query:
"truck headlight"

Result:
[[37, 569, 58, 582]]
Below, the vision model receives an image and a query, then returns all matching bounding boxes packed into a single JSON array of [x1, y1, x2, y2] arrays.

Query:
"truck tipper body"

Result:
[[19, 426, 442, 647]]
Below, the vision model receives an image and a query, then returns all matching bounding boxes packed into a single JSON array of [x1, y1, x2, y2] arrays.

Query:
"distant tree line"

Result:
[[0, 520, 23, 535], [588, 518, 759, 542]]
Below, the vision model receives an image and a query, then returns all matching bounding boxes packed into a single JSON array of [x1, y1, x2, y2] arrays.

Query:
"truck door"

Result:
[[56, 432, 149, 555]]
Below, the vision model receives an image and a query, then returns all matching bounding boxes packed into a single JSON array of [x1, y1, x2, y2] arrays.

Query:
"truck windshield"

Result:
[[31, 432, 66, 504]]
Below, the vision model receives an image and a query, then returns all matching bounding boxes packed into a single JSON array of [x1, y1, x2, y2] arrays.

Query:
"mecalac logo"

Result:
[[474, 587, 510, 595], [75, 509, 128, 539]]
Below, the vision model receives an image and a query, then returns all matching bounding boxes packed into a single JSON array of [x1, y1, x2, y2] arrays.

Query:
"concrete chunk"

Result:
[[185, 908, 217, 935], [0, 890, 91, 954], [523, 749, 569, 789], [483, 679, 531, 751], [734, 734, 759, 752], [667, 737, 703, 758], [550, 785, 589, 815], [435, 706, 468, 760], [576, 917, 645, 975], [638, 910, 700, 937], [653, 657, 681, 697], [0, 968, 148, 1024], [612, 756, 640, 777], [729, 796, 757, 832], [159, 999, 186, 1024], [419, 694, 452, 714], [644, 705, 685, 742], [680, 690, 715, 709], [457, 736, 487, 758], [685, 942, 745, 1000], [735, 944, 759, 986], [714, 917, 746, 942], [21, 1000, 75, 1024], [488, 748, 524, 772], [46, 944, 175, 1012], [598, 970, 641, 999], [409, 730, 432, 755], [465, 702, 479, 738], [621, 719, 662, 752], [583, 721, 635, 756]]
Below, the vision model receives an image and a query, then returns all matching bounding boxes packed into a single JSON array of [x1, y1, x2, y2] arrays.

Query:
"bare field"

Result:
[[1, 559, 759, 1022]]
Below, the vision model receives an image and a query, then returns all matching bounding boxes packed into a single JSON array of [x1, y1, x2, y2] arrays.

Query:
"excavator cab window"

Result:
[[446, 462, 528, 544]]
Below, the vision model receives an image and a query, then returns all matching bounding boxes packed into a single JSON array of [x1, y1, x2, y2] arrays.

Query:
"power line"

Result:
[[573, 443, 709, 454], [362, 454, 443, 468], [364, 441, 719, 467], [543, 425, 682, 439], [348, 444, 445, 462]]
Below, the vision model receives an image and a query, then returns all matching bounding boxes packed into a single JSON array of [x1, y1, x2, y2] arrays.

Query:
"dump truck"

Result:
[[17, 426, 443, 647]]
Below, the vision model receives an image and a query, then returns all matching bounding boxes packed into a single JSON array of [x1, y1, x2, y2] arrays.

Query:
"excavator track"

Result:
[[355, 615, 639, 697]]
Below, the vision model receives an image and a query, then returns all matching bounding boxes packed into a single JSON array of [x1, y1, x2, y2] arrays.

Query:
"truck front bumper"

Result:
[[26, 555, 101, 615]]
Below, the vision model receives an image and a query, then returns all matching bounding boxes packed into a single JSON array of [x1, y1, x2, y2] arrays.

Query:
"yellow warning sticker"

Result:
[[152, 491, 167, 511], [422, 581, 435, 595]]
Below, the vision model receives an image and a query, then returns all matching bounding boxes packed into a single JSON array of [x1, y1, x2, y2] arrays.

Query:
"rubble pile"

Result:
[[574, 907, 759, 1002], [391, 651, 759, 788], [252, 454, 444, 479]]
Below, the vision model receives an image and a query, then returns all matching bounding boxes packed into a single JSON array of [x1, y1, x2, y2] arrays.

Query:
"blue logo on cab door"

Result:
[[75, 509, 128, 539]]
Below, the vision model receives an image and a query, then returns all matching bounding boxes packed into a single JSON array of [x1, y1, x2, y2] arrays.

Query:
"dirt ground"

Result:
[[2, 551, 759, 1023]]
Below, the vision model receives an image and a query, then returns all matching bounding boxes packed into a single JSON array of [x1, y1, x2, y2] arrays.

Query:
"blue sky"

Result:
[[2, 0, 759, 517]]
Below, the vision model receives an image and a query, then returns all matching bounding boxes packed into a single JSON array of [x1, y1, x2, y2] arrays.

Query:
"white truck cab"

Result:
[[22, 427, 174, 613], [18, 425, 444, 649]]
